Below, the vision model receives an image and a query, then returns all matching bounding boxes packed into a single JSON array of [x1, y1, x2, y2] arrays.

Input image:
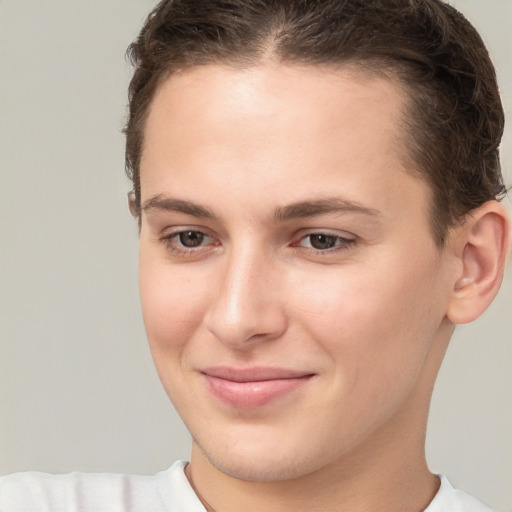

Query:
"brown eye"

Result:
[[308, 234, 338, 250], [178, 231, 205, 247]]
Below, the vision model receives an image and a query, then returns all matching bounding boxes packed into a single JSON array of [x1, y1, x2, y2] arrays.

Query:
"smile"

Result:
[[201, 367, 314, 409]]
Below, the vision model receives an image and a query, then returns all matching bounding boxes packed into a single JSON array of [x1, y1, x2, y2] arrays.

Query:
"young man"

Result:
[[1, 0, 510, 511]]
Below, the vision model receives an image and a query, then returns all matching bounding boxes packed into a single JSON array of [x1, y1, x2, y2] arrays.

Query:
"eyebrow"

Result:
[[142, 195, 216, 219], [274, 197, 381, 221], [142, 194, 381, 222]]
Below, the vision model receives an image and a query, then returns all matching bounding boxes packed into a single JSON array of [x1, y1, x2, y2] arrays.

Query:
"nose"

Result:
[[203, 246, 288, 349]]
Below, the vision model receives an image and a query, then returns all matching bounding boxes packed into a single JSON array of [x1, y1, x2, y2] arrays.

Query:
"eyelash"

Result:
[[293, 232, 357, 255], [159, 229, 357, 256], [159, 229, 218, 256]]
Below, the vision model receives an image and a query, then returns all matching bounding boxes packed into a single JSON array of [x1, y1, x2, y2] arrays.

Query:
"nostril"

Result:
[[203, 303, 288, 348]]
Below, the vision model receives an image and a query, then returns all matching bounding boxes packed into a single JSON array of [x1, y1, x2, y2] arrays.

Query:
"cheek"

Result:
[[289, 253, 447, 371], [138, 252, 207, 358]]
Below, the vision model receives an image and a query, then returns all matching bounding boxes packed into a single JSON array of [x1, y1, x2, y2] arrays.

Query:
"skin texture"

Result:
[[137, 64, 510, 512]]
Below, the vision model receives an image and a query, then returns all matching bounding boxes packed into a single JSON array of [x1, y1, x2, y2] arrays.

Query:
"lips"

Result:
[[201, 367, 314, 409]]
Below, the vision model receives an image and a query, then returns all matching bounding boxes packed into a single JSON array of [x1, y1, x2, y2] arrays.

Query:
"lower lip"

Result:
[[204, 375, 312, 409]]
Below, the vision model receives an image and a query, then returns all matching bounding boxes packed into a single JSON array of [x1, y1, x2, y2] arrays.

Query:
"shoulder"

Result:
[[0, 470, 159, 512], [425, 475, 494, 512], [0, 460, 204, 512]]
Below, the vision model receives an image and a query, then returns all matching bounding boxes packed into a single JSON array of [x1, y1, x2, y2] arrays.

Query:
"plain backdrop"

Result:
[[0, 1, 511, 510]]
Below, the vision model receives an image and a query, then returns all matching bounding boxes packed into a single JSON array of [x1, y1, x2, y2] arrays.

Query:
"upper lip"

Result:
[[201, 366, 314, 382]]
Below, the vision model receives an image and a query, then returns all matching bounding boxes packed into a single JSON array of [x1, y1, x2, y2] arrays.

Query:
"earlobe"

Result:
[[447, 201, 511, 325]]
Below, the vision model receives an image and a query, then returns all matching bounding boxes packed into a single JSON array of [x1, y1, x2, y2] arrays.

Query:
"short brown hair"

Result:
[[125, 0, 508, 245]]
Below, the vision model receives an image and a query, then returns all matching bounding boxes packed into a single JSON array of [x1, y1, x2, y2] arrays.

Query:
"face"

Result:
[[138, 64, 455, 481]]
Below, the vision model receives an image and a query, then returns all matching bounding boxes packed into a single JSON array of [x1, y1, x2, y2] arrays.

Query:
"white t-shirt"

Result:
[[0, 460, 494, 511]]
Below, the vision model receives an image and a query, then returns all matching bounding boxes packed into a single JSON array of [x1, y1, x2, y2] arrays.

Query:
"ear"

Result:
[[128, 190, 139, 218], [446, 201, 511, 325]]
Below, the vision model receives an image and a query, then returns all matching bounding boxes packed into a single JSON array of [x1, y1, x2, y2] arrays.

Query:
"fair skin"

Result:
[[137, 64, 510, 512]]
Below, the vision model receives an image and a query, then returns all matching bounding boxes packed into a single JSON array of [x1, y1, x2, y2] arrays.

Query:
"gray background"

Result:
[[0, 1, 510, 510]]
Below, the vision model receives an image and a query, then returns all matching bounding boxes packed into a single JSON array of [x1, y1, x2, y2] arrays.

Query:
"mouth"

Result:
[[201, 367, 315, 409]]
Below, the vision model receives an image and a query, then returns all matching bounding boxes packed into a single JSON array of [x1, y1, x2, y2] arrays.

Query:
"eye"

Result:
[[159, 228, 217, 255], [294, 232, 356, 252], [307, 233, 339, 250], [178, 230, 207, 247]]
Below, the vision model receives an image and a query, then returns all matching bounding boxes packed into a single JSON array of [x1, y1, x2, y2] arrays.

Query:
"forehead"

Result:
[[142, 64, 411, 175], [145, 63, 408, 144], [140, 63, 430, 230]]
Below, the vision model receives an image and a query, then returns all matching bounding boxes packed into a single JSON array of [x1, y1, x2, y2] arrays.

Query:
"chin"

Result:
[[192, 427, 329, 483], [207, 450, 312, 482]]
